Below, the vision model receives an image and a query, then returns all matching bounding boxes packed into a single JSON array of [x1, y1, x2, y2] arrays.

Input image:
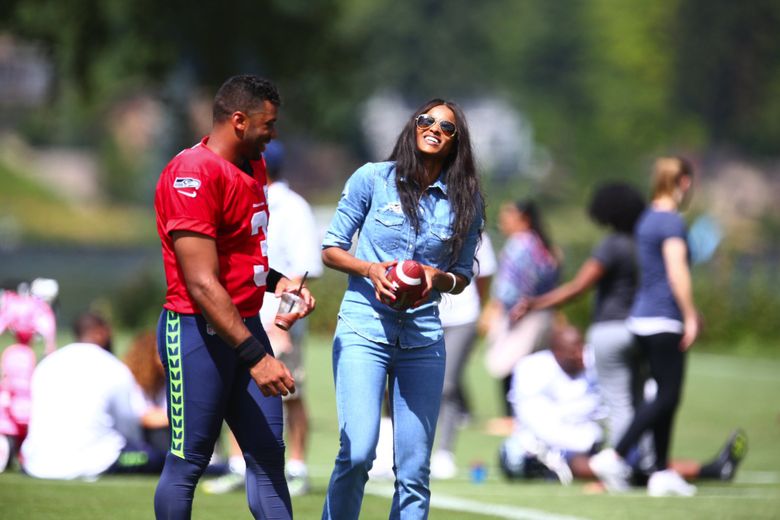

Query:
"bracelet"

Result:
[[445, 272, 458, 293], [235, 336, 267, 367]]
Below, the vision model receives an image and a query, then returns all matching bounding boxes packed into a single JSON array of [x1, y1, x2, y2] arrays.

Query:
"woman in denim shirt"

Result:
[[321, 99, 484, 519]]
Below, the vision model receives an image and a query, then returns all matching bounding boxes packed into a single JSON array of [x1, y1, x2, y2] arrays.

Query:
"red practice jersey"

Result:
[[155, 137, 270, 317]]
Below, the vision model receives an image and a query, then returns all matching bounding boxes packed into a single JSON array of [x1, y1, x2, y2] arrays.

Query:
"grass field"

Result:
[[2, 335, 779, 519]]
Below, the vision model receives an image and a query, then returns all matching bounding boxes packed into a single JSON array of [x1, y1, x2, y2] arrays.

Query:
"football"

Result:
[[382, 260, 425, 310]]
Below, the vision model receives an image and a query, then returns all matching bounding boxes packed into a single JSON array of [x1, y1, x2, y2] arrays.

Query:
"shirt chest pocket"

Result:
[[425, 223, 452, 263], [371, 209, 406, 252]]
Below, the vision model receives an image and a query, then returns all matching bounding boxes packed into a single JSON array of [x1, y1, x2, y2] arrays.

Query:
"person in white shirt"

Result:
[[499, 323, 747, 489], [203, 141, 323, 497], [499, 322, 604, 484], [430, 233, 497, 479], [21, 312, 165, 480]]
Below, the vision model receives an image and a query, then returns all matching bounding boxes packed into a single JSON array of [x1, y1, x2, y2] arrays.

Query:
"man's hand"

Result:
[[249, 355, 296, 397], [274, 277, 316, 319]]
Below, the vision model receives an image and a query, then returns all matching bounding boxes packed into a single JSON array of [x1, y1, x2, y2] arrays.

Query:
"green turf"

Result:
[[2, 336, 779, 519]]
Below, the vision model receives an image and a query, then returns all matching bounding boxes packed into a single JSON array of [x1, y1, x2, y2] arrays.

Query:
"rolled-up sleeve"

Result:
[[322, 163, 375, 251], [449, 204, 483, 283]]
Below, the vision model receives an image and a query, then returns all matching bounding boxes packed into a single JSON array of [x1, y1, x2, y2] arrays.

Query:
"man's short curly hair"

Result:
[[212, 75, 281, 123], [588, 182, 646, 234]]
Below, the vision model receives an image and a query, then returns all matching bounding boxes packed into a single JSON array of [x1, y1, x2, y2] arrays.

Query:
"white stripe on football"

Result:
[[395, 260, 422, 286]]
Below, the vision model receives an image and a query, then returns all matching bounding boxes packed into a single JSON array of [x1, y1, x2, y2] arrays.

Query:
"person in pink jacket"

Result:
[[0, 286, 57, 471]]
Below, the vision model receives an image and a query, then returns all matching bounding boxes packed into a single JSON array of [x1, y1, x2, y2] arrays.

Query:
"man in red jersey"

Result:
[[153, 75, 314, 520]]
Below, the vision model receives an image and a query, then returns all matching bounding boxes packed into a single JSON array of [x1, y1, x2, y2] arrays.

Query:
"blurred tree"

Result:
[[336, 0, 498, 98], [7, 0, 173, 144], [4, 0, 367, 200], [3, 0, 780, 191], [674, 0, 780, 154]]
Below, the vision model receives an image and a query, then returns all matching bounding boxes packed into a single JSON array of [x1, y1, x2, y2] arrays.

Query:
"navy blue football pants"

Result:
[[153, 310, 291, 519]]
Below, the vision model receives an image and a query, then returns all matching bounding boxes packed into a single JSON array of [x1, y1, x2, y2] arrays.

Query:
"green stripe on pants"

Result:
[[166, 310, 185, 459]]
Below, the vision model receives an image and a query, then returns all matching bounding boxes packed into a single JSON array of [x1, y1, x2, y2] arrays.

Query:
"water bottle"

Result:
[[470, 460, 486, 484]]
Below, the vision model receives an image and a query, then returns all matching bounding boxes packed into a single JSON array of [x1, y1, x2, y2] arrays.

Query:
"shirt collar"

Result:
[[429, 172, 448, 196], [399, 169, 448, 196]]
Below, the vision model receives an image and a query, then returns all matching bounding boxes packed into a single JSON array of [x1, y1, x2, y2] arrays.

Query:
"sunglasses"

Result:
[[415, 114, 457, 137]]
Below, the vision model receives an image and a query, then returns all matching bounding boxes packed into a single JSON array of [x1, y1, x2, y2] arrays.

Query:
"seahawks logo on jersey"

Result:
[[174, 177, 201, 198], [173, 177, 202, 189]]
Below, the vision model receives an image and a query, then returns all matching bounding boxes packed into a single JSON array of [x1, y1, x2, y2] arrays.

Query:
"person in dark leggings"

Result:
[[615, 333, 684, 469], [589, 156, 700, 497]]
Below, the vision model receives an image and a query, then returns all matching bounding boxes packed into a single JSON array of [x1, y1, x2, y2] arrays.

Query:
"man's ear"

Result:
[[231, 111, 249, 132]]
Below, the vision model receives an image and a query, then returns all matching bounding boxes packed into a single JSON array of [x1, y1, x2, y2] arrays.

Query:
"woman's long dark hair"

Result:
[[387, 99, 485, 266], [514, 199, 553, 252]]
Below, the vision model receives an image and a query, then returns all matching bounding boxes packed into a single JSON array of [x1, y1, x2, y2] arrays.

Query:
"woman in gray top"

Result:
[[513, 182, 646, 449]]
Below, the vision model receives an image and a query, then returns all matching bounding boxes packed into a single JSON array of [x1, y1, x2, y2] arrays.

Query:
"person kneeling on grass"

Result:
[[498, 323, 747, 493], [21, 312, 168, 480]]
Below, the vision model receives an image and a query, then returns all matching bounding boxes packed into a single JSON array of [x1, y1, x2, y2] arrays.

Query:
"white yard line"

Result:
[[736, 471, 780, 485], [365, 483, 589, 520]]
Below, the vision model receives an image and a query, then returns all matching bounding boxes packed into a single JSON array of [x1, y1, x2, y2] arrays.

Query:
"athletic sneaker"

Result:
[[285, 460, 310, 497], [286, 473, 309, 497], [202, 471, 245, 494], [539, 449, 573, 486], [717, 429, 748, 481], [430, 450, 457, 480], [647, 469, 697, 497], [588, 448, 632, 493], [498, 438, 526, 480]]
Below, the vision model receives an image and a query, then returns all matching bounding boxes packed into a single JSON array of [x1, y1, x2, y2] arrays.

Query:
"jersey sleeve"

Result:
[[158, 163, 222, 238]]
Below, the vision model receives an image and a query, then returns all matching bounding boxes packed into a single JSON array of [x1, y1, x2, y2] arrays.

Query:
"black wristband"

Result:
[[266, 269, 287, 293], [235, 336, 267, 367]]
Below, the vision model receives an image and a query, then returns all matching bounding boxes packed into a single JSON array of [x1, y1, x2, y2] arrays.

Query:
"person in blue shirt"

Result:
[[320, 99, 484, 519], [589, 156, 701, 497]]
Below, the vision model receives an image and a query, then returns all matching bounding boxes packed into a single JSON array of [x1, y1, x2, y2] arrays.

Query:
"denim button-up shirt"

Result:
[[322, 161, 482, 348]]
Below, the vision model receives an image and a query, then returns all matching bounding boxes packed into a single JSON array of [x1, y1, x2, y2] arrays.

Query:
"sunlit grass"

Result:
[[2, 334, 778, 519]]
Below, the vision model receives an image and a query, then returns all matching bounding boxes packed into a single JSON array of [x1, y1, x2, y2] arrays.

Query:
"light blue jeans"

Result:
[[322, 319, 446, 520]]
